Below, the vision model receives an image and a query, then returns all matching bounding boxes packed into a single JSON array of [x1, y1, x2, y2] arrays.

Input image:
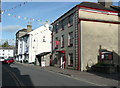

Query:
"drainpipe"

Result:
[[51, 32, 53, 65], [77, 6, 81, 71]]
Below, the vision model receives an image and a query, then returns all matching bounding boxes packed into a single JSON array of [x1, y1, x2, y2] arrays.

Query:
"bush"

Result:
[[91, 62, 116, 74], [94, 62, 114, 67]]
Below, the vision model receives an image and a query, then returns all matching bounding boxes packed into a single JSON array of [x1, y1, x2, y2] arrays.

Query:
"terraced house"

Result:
[[16, 24, 51, 66], [51, 0, 120, 71]]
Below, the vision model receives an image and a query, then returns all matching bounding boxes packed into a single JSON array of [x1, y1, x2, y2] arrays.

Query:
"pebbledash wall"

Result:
[[52, 2, 120, 71]]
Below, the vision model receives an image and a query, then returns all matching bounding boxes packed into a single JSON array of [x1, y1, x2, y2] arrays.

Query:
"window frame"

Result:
[[61, 35, 64, 48], [68, 32, 73, 47], [55, 37, 59, 49], [61, 19, 65, 30], [54, 24, 58, 33], [68, 14, 73, 28]]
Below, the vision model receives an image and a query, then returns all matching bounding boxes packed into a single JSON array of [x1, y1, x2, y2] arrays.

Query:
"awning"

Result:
[[56, 50, 65, 54], [36, 52, 51, 56]]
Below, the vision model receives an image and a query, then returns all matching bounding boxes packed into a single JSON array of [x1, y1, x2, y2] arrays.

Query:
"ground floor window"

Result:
[[68, 53, 73, 67]]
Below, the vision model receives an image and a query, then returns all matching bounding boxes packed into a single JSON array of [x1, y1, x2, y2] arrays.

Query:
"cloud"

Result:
[[0, 25, 21, 32]]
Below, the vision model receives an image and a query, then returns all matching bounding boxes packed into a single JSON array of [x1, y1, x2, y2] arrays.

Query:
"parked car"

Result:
[[3, 57, 14, 64], [0, 57, 5, 62], [8, 57, 15, 60]]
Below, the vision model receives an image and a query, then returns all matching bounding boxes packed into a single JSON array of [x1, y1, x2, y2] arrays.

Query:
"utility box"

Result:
[[99, 49, 113, 64]]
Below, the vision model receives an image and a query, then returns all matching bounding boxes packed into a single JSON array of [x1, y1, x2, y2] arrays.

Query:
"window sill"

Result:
[[68, 65, 73, 67], [68, 44, 73, 47], [68, 24, 73, 28], [55, 47, 58, 49]]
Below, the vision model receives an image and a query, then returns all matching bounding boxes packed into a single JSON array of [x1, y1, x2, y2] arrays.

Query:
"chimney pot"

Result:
[[98, 0, 112, 8], [27, 25, 32, 32]]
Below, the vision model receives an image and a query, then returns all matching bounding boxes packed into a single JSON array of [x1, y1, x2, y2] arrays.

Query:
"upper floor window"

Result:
[[61, 35, 64, 48], [68, 32, 73, 47], [3, 50, 4, 52], [68, 14, 73, 27], [43, 36, 46, 42], [61, 19, 65, 30], [54, 24, 58, 33], [55, 37, 59, 49], [20, 44, 22, 48], [58, 21, 62, 30]]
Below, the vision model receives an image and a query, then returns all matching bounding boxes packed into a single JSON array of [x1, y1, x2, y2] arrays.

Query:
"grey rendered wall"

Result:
[[81, 21, 118, 71], [52, 7, 78, 69]]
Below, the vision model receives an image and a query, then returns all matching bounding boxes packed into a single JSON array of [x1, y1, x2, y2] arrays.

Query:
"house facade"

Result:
[[28, 24, 51, 65], [16, 25, 32, 62], [15, 28, 27, 61], [51, 1, 120, 71], [0, 47, 14, 59], [17, 34, 29, 63], [17, 24, 51, 65]]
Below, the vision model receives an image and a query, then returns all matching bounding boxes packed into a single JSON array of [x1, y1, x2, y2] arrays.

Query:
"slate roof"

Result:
[[51, 2, 120, 25], [110, 5, 120, 11], [79, 2, 119, 12], [16, 28, 27, 35]]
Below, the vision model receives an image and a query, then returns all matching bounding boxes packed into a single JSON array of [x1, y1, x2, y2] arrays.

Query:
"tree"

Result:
[[2, 41, 10, 47]]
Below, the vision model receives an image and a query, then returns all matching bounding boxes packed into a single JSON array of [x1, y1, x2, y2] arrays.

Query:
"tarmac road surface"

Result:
[[2, 62, 112, 88]]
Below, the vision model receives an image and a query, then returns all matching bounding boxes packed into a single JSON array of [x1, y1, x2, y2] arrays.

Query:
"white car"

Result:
[[0, 57, 5, 62]]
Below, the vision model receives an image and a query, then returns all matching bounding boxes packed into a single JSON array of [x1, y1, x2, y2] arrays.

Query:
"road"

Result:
[[2, 62, 100, 87]]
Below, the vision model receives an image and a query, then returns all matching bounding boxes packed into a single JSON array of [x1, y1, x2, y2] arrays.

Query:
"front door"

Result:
[[60, 56, 64, 68], [60, 53, 65, 69]]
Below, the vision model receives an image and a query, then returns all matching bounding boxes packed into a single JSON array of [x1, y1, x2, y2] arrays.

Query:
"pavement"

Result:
[[16, 62, 120, 87]]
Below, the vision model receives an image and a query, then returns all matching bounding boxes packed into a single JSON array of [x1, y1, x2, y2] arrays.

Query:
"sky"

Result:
[[0, 0, 119, 44]]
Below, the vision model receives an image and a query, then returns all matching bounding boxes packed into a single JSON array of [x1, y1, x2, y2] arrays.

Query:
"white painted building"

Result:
[[17, 34, 29, 62], [17, 24, 51, 65], [28, 24, 51, 64], [0, 47, 14, 59]]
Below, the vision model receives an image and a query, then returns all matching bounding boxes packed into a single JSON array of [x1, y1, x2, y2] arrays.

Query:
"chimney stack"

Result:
[[98, 0, 112, 8], [27, 25, 32, 33]]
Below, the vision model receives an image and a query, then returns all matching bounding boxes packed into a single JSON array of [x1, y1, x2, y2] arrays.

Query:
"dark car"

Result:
[[3, 57, 14, 64]]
